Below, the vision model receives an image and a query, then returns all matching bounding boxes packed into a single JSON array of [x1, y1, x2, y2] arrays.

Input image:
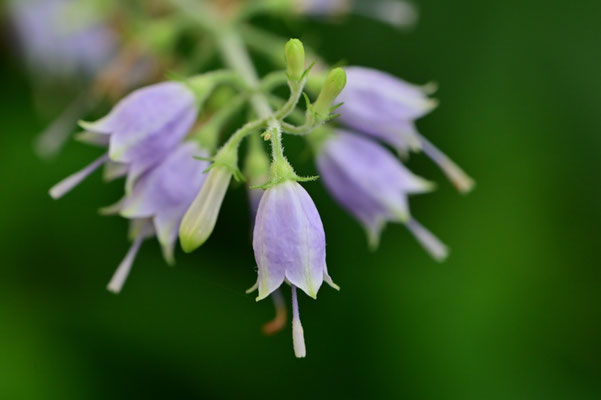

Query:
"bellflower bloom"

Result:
[[252, 180, 338, 357], [8, 0, 116, 78], [338, 66, 475, 193], [316, 130, 449, 261], [253, 181, 337, 300], [50, 81, 199, 199], [104, 141, 210, 293]]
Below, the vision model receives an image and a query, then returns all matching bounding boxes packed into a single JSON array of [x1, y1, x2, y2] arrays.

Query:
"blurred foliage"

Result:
[[1, 0, 600, 399]]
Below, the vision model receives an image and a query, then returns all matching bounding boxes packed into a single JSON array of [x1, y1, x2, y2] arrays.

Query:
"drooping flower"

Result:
[[103, 141, 210, 293], [252, 180, 338, 357], [50, 81, 199, 199], [295, 0, 417, 29], [8, 0, 117, 79], [338, 66, 475, 193], [253, 181, 337, 299], [316, 130, 449, 261]]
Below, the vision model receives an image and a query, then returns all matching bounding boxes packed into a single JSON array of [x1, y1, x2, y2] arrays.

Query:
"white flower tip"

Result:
[[442, 161, 476, 194], [106, 281, 123, 294], [324, 274, 340, 291], [160, 243, 176, 266], [421, 82, 439, 95], [78, 119, 100, 132], [98, 200, 124, 216], [246, 281, 259, 294], [426, 98, 439, 112], [255, 288, 272, 302], [454, 174, 476, 195], [49, 172, 87, 199], [292, 318, 306, 358]]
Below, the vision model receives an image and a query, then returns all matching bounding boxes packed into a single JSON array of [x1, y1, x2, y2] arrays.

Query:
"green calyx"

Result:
[[209, 144, 244, 182], [251, 158, 318, 190]]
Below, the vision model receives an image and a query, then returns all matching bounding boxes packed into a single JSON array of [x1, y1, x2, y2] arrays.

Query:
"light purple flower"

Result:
[[253, 181, 338, 300], [316, 130, 449, 261], [50, 81, 198, 199], [103, 141, 210, 293], [338, 66, 475, 193], [8, 0, 116, 78], [252, 180, 338, 357], [339, 67, 435, 152], [295, 0, 417, 29]]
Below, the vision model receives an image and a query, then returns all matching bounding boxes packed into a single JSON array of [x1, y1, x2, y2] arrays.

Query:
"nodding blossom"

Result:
[[316, 130, 449, 261], [49, 81, 199, 199], [338, 66, 475, 193], [252, 180, 339, 357], [295, 0, 418, 29], [103, 141, 210, 293], [8, 0, 117, 79]]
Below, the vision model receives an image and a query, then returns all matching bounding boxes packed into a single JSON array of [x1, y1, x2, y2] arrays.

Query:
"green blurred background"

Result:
[[1, 0, 600, 398]]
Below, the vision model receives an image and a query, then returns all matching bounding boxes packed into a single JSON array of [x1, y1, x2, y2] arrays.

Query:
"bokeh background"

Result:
[[1, 0, 600, 399]]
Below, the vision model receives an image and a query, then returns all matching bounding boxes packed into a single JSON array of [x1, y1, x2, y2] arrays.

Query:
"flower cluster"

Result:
[[17, 0, 475, 358]]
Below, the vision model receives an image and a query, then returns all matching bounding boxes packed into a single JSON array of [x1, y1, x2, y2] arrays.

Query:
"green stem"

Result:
[[165, 0, 220, 33], [193, 94, 248, 152], [274, 80, 305, 121], [218, 30, 272, 118], [217, 28, 293, 169]]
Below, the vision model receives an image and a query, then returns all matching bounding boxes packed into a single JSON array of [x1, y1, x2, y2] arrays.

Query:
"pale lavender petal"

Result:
[[338, 66, 437, 152], [105, 82, 198, 164], [9, 0, 116, 78], [253, 181, 326, 300], [317, 131, 435, 246], [121, 142, 209, 219], [253, 188, 287, 300]]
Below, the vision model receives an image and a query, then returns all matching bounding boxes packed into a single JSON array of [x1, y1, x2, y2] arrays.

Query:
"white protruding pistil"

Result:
[[107, 224, 148, 294], [416, 133, 475, 194], [406, 218, 449, 262], [49, 153, 109, 199], [291, 285, 306, 358]]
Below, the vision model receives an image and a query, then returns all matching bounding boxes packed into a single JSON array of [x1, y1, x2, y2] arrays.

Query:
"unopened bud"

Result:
[[284, 38, 306, 82], [313, 67, 347, 117]]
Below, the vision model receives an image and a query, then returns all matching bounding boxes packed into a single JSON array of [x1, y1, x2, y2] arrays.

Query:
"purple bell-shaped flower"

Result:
[[102, 141, 210, 293], [316, 130, 449, 261], [49, 81, 199, 199], [338, 66, 475, 194]]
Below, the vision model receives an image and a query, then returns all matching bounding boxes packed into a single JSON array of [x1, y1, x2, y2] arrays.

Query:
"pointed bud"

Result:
[[284, 38, 306, 82], [313, 67, 347, 117], [179, 165, 232, 252]]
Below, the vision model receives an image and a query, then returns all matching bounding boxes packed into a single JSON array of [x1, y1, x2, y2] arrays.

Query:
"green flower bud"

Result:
[[284, 38, 306, 82], [313, 67, 347, 117]]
